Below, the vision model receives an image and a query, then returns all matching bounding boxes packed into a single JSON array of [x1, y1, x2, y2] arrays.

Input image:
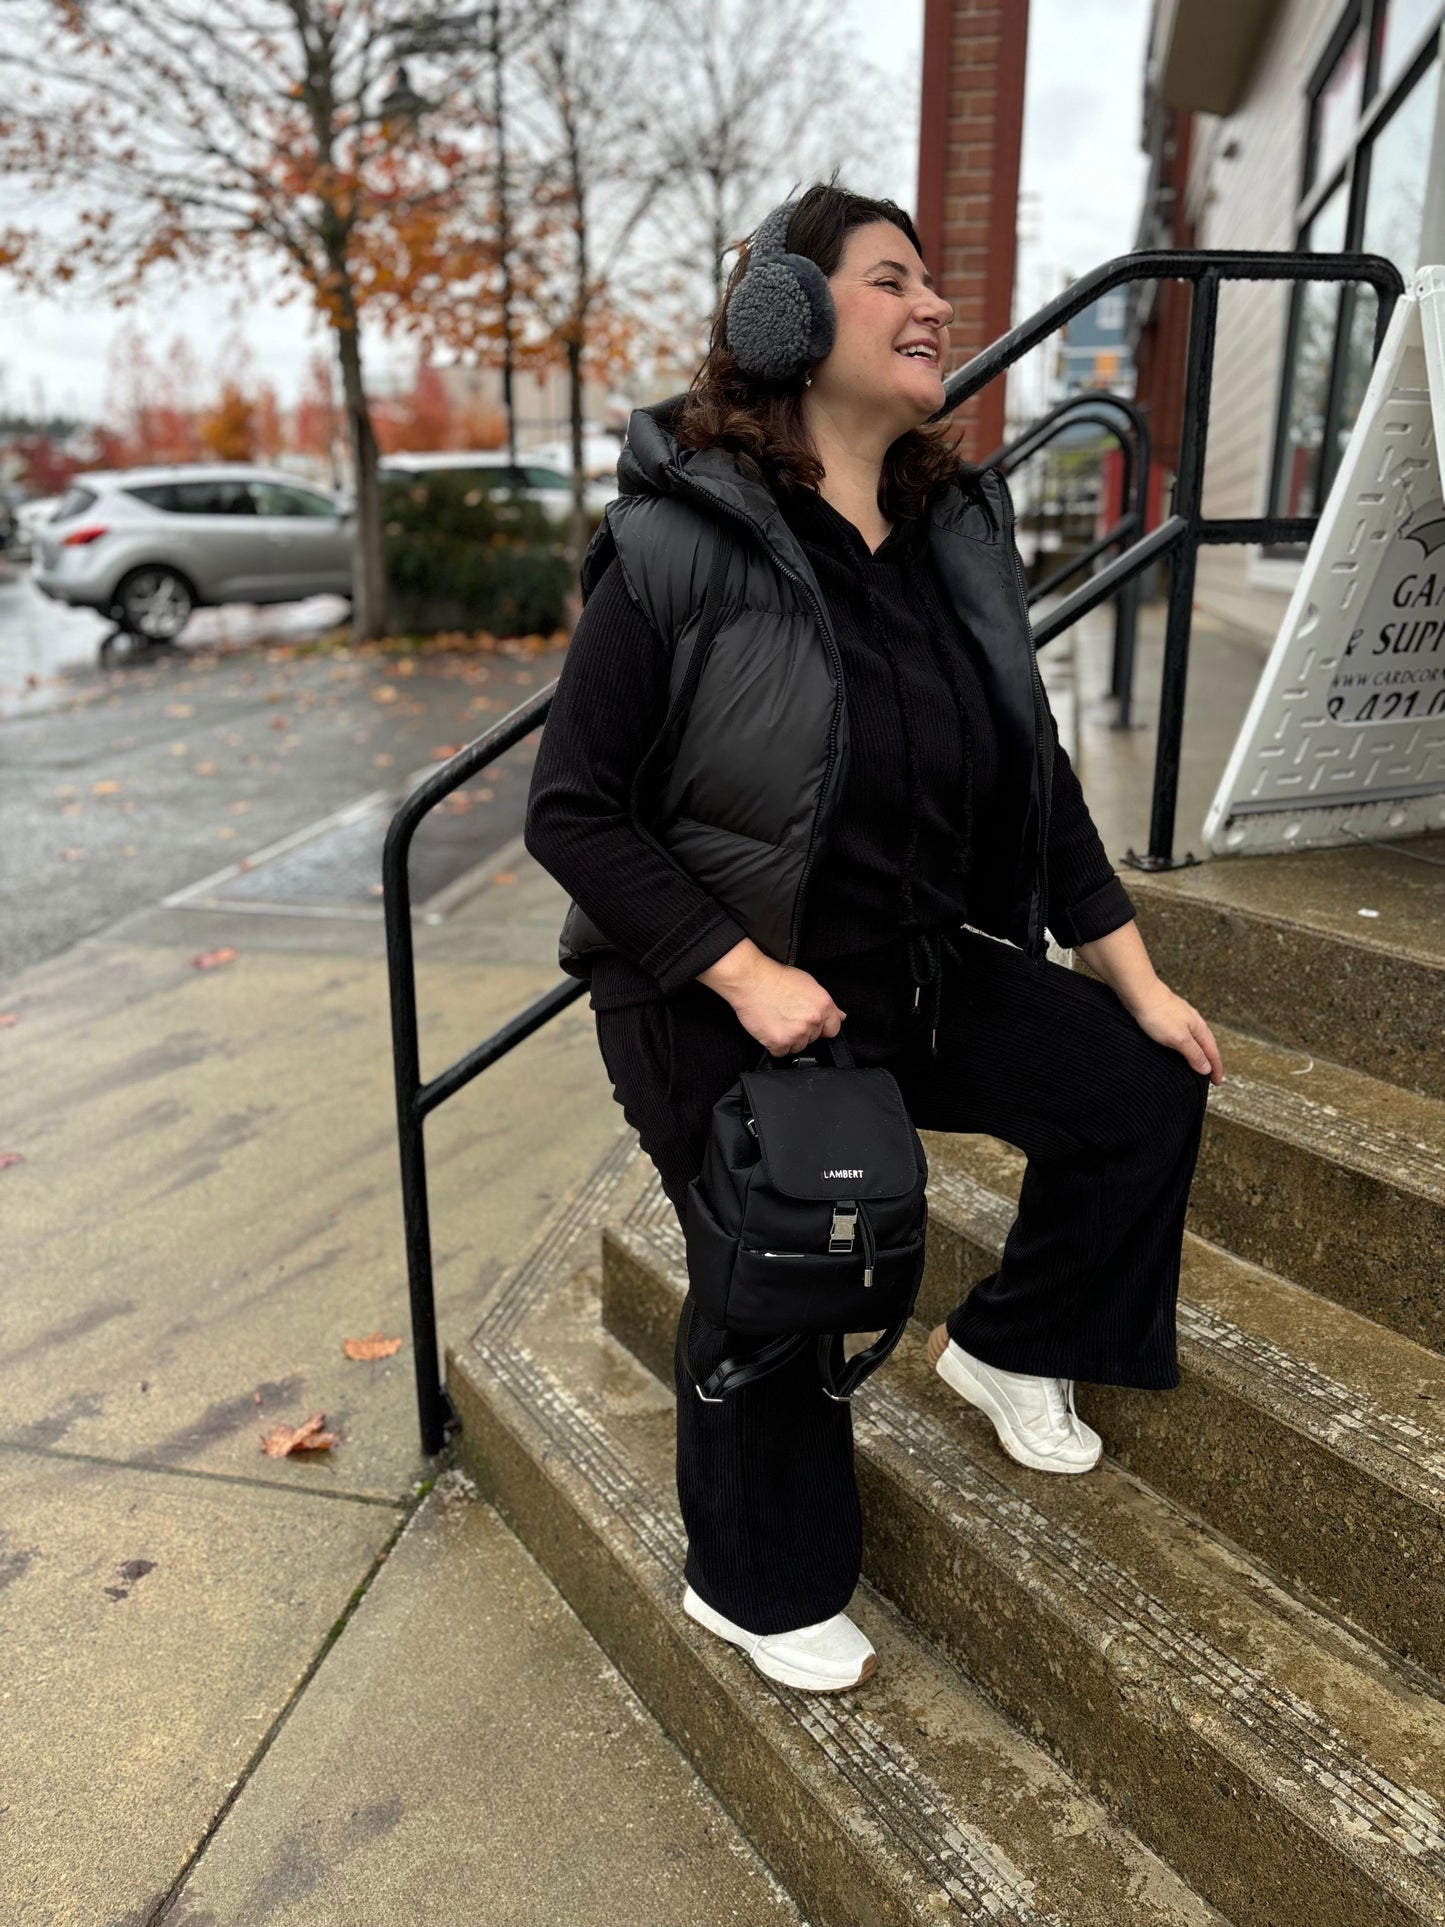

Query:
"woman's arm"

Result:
[[523, 554, 749, 993], [1075, 920, 1225, 1083], [1043, 731, 1137, 947], [1037, 692, 1223, 1083]]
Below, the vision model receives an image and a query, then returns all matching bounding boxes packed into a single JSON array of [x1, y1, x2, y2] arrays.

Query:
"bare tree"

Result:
[[634, 0, 920, 361], [509, 0, 683, 560]]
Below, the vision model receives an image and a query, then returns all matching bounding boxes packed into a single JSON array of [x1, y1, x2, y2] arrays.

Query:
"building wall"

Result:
[[438, 362, 618, 450], [916, 0, 1030, 462], [1185, 0, 1341, 641]]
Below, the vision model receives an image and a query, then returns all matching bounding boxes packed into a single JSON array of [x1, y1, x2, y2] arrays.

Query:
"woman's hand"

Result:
[[1073, 920, 1224, 1085], [1121, 980, 1224, 1084], [697, 938, 845, 1055]]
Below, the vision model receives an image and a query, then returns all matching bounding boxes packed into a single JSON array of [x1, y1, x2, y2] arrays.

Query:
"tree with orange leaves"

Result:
[[101, 324, 205, 467], [199, 382, 257, 464], [0, 2, 506, 638]]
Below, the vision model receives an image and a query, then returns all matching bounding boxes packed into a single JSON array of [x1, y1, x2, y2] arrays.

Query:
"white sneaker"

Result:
[[682, 1583, 877, 1691], [934, 1338, 1103, 1473]]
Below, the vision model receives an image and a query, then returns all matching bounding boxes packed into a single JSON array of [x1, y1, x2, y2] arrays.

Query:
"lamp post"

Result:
[[380, 61, 429, 127]]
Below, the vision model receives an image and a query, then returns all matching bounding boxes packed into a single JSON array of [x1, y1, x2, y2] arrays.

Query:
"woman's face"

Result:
[[811, 220, 954, 433]]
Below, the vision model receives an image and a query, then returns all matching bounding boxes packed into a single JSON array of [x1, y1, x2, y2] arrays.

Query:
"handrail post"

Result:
[[1144, 268, 1219, 867], [383, 800, 459, 1457]]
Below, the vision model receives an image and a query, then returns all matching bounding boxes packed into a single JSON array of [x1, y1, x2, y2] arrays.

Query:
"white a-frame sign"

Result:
[[1205, 263, 1445, 855]]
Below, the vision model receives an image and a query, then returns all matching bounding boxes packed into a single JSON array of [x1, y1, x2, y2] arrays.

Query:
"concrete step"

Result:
[[449, 1134, 1225, 1927], [603, 1194, 1445, 1927], [1123, 834, 1445, 1102], [1182, 1025, 1445, 1353], [911, 1129, 1445, 1677]]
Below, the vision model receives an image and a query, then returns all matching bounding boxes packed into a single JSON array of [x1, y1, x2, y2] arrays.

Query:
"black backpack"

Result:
[[679, 1029, 929, 1404]]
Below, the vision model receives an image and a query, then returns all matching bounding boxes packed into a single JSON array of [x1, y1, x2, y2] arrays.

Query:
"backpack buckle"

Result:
[[828, 1204, 857, 1252]]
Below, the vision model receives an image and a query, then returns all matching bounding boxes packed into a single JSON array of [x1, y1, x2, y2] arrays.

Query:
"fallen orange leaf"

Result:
[[491, 870, 517, 885], [343, 1332, 403, 1361], [432, 744, 462, 759], [0, 1013, 18, 1027], [260, 1412, 338, 1457], [192, 947, 237, 969], [92, 778, 121, 794]]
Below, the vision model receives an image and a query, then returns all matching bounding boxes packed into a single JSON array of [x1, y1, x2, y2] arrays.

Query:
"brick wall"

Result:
[[916, 0, 1030, 462]]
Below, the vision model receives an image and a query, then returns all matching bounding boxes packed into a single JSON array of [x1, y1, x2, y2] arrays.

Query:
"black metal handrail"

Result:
[[941, 247, 1403, 864], [387, 245, 1405, 1452], [984, 387, 1153, 725], [382, 691, 588, 1450]]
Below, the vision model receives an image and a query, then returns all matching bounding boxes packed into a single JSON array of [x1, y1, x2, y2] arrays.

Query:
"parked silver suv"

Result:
[[33, 464, 352, 641]]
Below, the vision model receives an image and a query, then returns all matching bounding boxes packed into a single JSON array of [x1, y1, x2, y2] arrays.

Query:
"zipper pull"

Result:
[[857, 1198, 876, 1285]]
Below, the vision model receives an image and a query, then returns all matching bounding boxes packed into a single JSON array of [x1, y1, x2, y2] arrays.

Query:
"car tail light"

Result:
[[60, 524, 109, 547]]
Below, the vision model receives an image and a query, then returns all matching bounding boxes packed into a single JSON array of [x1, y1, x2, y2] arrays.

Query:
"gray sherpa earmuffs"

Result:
[[723, 197, 836, 384]]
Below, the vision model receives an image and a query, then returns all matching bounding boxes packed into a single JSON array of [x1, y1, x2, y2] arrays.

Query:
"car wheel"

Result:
[[114, 566, 195, 642]]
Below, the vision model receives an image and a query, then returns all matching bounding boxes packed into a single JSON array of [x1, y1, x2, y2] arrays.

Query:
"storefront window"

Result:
[[1375, 0, 1444, 94], [1269, 4, 1443, 528], [1335, 53, 1440, 443], [1308, 22, 1366, 188], [1274, 189, 1349, 519]]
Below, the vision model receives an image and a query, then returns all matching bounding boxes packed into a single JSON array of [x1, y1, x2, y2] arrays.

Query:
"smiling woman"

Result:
[[525, 173, 1220, 1698]]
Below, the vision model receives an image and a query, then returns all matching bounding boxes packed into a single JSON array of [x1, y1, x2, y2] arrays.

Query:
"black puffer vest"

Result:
[[556, 394, 1055, 980]]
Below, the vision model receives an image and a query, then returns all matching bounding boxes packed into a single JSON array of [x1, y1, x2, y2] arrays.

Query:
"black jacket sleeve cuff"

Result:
[[640, 901, 750, 996], [1047, 873, 1136, 949]]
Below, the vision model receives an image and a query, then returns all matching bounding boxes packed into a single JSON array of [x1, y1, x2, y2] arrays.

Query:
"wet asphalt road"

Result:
[[1, 565, 568, 977]]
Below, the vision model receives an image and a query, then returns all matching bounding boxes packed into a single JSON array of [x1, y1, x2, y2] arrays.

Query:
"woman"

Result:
[[524, 178, 1223, 1697]]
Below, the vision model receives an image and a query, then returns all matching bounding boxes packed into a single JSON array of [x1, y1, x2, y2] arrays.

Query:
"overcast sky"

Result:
[[0, 0, 1152, 427]]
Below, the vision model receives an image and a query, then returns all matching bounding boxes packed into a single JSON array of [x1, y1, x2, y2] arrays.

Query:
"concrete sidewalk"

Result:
[[0, 855, 800, 1923], [1, 591, 1268, 1923]]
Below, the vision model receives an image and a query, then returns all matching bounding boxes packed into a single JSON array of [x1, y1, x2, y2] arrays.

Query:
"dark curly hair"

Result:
[[673, 170, 980, 522]]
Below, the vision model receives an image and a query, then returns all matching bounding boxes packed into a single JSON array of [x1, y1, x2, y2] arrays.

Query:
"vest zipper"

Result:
[[997, 470, 1053, 962], [666, 460, 843, 964]]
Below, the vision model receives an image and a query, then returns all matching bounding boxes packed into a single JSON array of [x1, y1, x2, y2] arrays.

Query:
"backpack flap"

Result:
[[738, 1064, 916, 1200]]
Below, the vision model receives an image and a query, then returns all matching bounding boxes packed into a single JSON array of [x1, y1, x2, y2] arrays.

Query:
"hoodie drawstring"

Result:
[[905, 925, 966, 1056], [858, 533, 976, 1058]]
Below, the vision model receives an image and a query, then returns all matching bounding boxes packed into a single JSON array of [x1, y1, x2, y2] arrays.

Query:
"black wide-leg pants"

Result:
[[593, 924, 1212, 1636]]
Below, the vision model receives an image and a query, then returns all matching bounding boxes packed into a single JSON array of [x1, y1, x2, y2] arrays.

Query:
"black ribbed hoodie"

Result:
[[524, 482, 1135, 1023]]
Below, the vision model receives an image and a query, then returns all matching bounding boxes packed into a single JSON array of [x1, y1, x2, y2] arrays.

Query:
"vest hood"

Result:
[[615, 391, 1003, 545]]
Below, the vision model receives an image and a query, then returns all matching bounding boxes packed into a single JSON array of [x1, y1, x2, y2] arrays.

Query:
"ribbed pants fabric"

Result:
[[592, 923, 1212, 1637]]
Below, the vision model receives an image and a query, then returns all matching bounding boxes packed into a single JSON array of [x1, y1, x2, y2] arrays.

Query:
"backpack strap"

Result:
[[680, 1294, 812, 1403], [815, 1312, 914, 1402]]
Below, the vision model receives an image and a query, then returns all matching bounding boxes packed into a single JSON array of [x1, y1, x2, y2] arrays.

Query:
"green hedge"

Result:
[[381, 470, 598, 635]]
